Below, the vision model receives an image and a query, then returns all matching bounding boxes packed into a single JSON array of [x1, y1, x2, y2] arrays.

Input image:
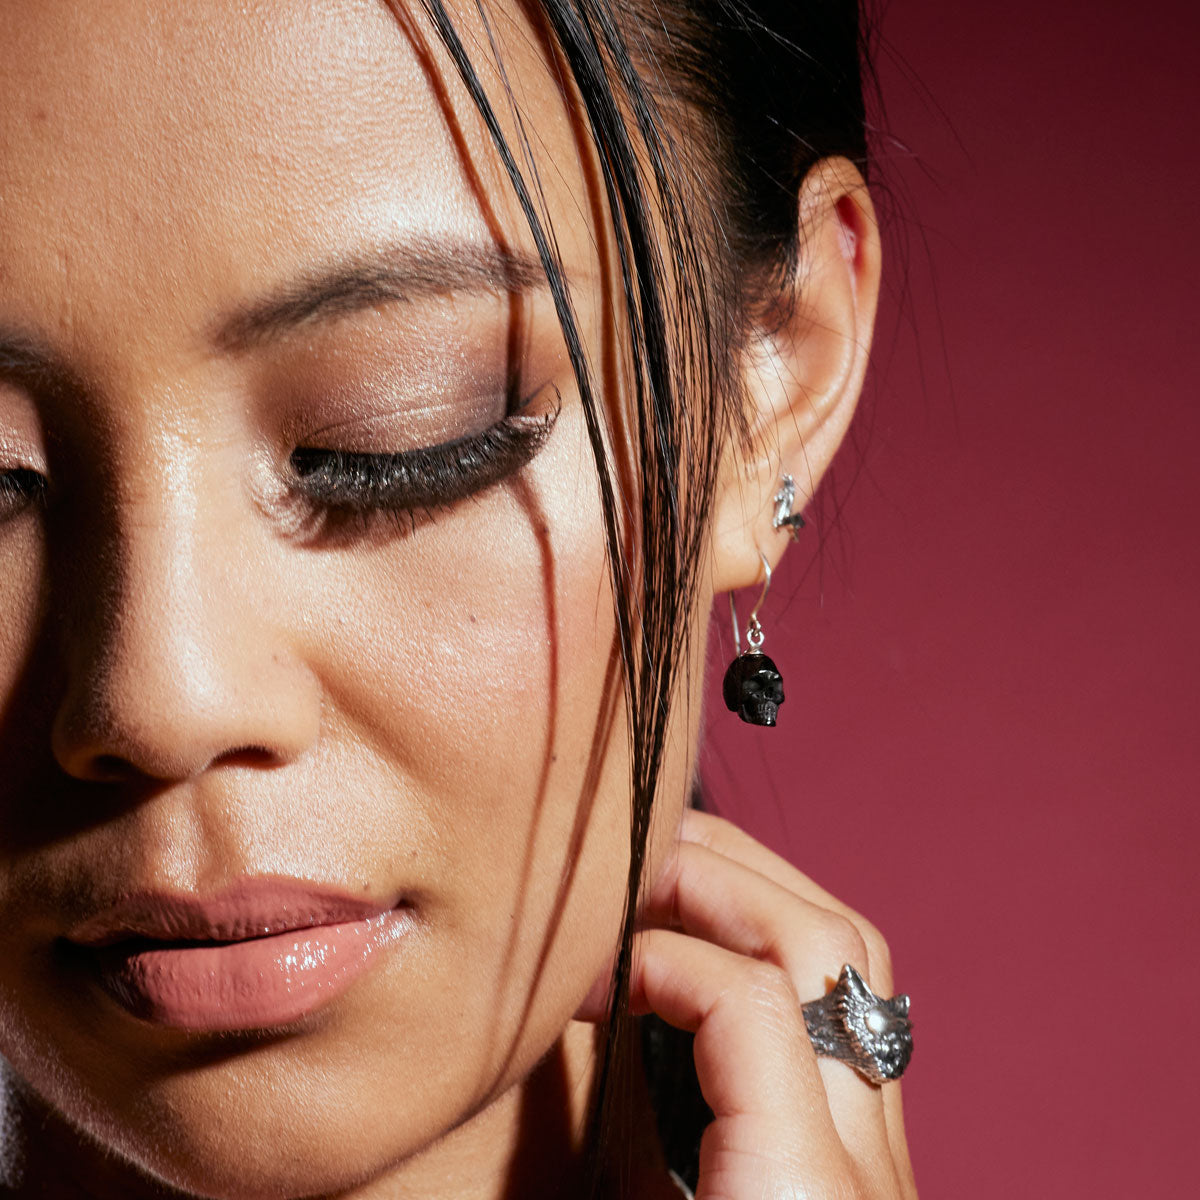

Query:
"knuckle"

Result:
[[738, 957, 797, 1011], [842, 907, 894, 992], [814, 910, 870, 976], [860, 918, 894, 988], [823, 903, 895, 992]]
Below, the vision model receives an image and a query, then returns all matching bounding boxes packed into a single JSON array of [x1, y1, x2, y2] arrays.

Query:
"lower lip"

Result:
[[87, 911, 410, 1032]]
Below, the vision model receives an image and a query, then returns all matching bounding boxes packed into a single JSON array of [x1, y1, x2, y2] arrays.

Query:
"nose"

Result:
[[50, 474, 321, 784]]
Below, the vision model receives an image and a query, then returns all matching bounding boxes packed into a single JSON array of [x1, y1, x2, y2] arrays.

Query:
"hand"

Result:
[[633, 808, 919, 1199]]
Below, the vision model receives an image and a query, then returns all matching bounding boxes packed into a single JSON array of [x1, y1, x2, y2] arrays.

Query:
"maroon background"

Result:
[[701, 3, 1200, 1196]]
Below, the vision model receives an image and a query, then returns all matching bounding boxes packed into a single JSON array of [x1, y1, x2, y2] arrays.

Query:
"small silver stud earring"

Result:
[[772, 473, 806, 540]]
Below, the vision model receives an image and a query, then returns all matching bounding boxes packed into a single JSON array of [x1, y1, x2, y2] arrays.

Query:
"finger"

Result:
[[642, 842, 871, 1004], [629, 927, 848, 1182], [642, 841, 894, 1173], [680, 810, 911, 1192], [882, 1082, 920, 1200], [680, 808, 894, 993]]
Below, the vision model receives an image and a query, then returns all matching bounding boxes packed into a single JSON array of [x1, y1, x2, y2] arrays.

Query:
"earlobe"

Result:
[[710, 157, 881, 594]]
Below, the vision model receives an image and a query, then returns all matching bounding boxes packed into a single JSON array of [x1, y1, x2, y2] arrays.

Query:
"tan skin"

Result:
[[0, 1, 915, 1197]]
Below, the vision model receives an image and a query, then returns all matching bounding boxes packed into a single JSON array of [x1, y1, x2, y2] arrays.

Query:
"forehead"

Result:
[[0, 0, 578, 357]]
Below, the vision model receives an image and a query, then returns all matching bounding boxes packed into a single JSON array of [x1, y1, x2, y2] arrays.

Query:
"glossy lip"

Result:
[[67, 877, 401, 947], [64, 879, 412, 1033]]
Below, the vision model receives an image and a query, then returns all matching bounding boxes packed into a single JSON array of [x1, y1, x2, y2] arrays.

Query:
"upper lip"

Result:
[[65, 878, 400, 947]]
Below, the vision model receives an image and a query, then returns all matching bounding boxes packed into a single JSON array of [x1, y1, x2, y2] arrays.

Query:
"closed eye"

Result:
[[284, 402, 558, 544]]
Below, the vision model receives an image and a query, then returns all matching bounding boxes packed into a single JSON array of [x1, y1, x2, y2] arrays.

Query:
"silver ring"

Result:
[[801, 964, 913, 1084]]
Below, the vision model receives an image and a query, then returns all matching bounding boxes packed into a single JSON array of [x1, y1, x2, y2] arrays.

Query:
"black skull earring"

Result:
[[721, 475, 805, 728]]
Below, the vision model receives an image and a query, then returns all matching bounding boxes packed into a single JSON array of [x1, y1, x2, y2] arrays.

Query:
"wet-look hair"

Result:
[[386, 0, 873, 1189]]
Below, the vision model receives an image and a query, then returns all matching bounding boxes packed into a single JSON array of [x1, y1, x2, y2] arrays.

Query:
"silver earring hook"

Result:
[[729, 549, 772, 656]]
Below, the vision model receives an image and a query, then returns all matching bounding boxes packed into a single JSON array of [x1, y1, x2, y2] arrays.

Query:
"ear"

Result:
[[710, 157, 881, 592]]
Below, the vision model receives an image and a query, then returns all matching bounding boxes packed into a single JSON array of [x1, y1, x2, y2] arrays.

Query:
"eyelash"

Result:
[[285, 404, 558, 539], [0, 468, 46, 521]]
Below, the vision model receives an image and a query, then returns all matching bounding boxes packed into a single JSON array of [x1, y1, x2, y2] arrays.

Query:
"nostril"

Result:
[[91, 754, 134, 782], [216, 745, 279, 770], [50, 643, 321, 780], [73, 745, 279, 784]]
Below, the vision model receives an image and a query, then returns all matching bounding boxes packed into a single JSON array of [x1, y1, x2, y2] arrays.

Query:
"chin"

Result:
[[6, 974, 561, 1200], [66, 1060, 459, 1200]]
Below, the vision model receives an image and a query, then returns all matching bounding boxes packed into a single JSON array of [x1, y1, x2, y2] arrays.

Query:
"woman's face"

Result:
[[0, 1, 695, 1194]]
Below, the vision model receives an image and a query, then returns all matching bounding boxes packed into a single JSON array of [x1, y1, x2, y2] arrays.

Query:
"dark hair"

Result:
[[389, 0, 872, 1187]]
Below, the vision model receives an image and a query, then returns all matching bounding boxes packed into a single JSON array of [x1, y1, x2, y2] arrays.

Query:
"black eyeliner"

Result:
[[288, 407, 557, 517]]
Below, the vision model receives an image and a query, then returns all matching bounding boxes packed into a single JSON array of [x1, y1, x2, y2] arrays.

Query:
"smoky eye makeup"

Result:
[[281, 383, 560, 539], [250, 284, 570, 540]]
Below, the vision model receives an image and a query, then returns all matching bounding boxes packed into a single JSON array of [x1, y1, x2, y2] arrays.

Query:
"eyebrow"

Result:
[[211, 236, 551, 353], [0, 327, 83, 401]]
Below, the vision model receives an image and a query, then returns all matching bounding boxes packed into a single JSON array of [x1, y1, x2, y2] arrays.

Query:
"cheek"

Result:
[[297, 402, 629, 1034], [308, 405, 614, 806]]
